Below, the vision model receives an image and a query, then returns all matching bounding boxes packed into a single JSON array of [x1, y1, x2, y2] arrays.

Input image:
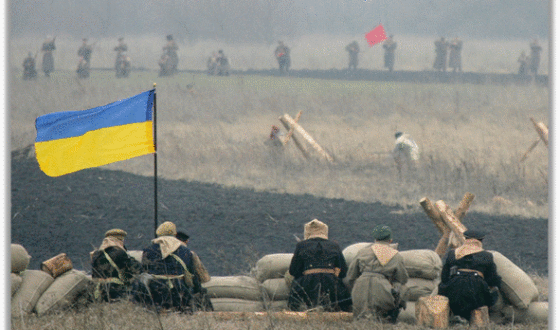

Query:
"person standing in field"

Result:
[[91, 229, 142, 302], [529, 38, 542, 75], [437, 229, 501, 324], [78, 38, 93, 64], [41, 36, 56, 77], [448, 37, 463, 72], [274, 41, 291, 73], [163, 34, 179, 73], [345, 41, 360, 70], [392, 131, 420, 178], [517, 51, 529, 75], [433, 37, 448, 72], [22, 52, 37, 80], [347, 225, 408, 323], [287, 219, 352, 312], [383, 35, 397, 72]]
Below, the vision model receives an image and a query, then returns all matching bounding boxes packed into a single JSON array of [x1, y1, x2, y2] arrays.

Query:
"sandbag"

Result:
[[262, 278, 290, 301], [400, 250, 442, 280], [203, 276, 263, 301], [254, 254, 293, 282], [398, 302, 417, 324], [502, 302, 548, 323], [11, 273, 22, 297], [343, 243, 373, 267], [210, 298, 265, 312], [403, 278, 437, 302], [11, 270, 54, 316], [11, 244, 31, 273], [264, 300, 288, 311], [127, 250, 143, 263], [489, 251, 538, 309], [34, 269, 92, 316]]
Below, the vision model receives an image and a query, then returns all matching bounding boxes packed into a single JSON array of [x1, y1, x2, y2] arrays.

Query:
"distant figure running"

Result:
[[392, 131, 419, 178]]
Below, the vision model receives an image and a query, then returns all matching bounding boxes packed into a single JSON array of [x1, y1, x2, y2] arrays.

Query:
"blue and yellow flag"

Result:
[[35, 89, 155, 177]]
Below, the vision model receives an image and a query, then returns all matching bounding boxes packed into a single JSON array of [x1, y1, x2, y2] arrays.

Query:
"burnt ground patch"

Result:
[[11, 147, 548, 276]]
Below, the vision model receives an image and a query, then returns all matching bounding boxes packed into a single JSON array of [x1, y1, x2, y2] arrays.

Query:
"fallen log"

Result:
[[283, 110, 302, 145], [281, 114, 334, 162], [278, 116, 309, 159]]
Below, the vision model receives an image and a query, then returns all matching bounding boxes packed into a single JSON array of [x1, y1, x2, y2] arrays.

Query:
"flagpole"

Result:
[[153, 83, 158, 238]]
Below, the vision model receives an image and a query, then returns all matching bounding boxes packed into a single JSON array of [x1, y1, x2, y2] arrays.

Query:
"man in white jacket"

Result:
[[392, 132, 420, 177]]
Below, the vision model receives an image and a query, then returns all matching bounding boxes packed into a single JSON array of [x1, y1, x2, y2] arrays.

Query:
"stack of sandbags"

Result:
[[34, 269, 93, 316], [253, 253, 294, 311], [12, 270, 54, 317], [11, 244, 31, 297], [487, 251, 546, 324], [202, 276, 265, 312], [400, 250, 442, 302]]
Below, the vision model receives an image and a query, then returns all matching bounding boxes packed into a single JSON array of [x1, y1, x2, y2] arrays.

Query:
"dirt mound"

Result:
[[11, 147, 547, 276]]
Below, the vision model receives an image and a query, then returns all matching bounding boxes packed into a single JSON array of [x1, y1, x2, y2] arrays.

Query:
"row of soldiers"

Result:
[[22, 36, 545, 80], [96, 218, 500, 325]]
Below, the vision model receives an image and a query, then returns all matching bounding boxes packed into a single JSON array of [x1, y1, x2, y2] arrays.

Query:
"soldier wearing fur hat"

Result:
[[438, 229, 501, 323], [135, 221, 196, 312], [347, 225, 408, 323], [91, 228, 142, 302], [287, 219, 352, 312]]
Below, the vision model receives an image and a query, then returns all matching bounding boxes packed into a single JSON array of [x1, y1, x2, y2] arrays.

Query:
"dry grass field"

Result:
[[9, 35, 549, 329]]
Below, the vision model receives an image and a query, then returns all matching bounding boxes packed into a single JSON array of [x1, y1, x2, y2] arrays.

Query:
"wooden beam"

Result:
[[279, 116, 309, 159], [530, 118, 548, 147], [416, 295, 449, 329], [281, 114, 334, 162], [454, 192, 475, 221], [435, 200, 467, 245], [419, 197, 446, 234], [519, 139, 541, 163], [283, 110, 302, 145]]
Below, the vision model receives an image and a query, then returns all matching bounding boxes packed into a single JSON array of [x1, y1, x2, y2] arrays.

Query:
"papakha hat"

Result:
[[304, 219, 328, 240], [156, 221, 177, 237], [372, 225, 392, 241], [464, 229, 486, 241], [105, 228, 127, 241]]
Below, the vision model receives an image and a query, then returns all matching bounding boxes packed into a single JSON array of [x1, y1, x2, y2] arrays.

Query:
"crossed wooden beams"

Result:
[[277, 111, 334, 162], [420, 192, 475, 255], [519, 117, 548, 163]]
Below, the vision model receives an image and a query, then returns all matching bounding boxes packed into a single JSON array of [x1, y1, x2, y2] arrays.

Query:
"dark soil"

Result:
[[11, 147, 548, 276]]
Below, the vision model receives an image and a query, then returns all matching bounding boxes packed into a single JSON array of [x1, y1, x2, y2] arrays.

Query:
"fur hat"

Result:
[[105, 228, 127, 241], [304, 219, 328, 240], [464, 229, 486, 241], [372, 225, 392, 241], [156, 221, 177, 237]]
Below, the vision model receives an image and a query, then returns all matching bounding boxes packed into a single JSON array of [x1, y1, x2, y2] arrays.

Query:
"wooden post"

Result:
[[420, 197, 446, 234], [435, 201, 467, 245], [283, 110, 302, 145], [416, 295, 450, 329], [530, 118, 548, 147], [470, 306, 490, 327], [281, 114, 334, 162], [454, 192, 475, 221], [278, 116, 309, 159]]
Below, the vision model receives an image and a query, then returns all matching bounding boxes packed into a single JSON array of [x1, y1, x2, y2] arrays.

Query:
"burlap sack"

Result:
[[397, 302, 417, 324], [403, 277, 438, 302], [127, 250, 143, 263], [342, 243, 372, 267], [34, 269, 92, 316], [264, 300, 288, 311], [202, 276, 263, 301], [210, 298, 265, 312], [11, 244, 31, 273], [489, 251, 538, 309], [11, 273, 22, 297], [254, 254, 293, 282], [11, 270, 54, 316], [502, 302, 548, 323], [262, 278, 290, 301], [400, 250, 442, 280]]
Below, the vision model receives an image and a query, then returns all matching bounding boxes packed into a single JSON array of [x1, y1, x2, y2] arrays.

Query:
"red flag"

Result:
[[365, 24, 387, 47]]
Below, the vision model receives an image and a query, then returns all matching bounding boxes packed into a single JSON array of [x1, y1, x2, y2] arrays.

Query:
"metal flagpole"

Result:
[[153, 83, 158, 238]]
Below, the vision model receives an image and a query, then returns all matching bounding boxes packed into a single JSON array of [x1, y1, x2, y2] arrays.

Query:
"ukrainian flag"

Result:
[[35, 89, 155, 177]]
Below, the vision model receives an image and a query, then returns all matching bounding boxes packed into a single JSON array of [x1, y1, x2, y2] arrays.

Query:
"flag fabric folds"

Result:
[[365, 24, 387, 47], [35, 89, 155, 177]]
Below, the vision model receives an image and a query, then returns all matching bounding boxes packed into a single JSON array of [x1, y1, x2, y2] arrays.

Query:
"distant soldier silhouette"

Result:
[[392, 131, 419, 178], [114, 37, 130, 78], [41, 36, 56, 77], [22, 52, 37, 80], [529, 39, 542, 75], [78, 38, 93, 64], [383, 35, 397, 72], [216, 50, 230, 76], [433, 37, 448, 72], [448, 37, 463, 72], [345, 41, 360, 70], [160, 34, 179, 76], [517, 51, 529, 75], [274, 41, 291, 73]]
